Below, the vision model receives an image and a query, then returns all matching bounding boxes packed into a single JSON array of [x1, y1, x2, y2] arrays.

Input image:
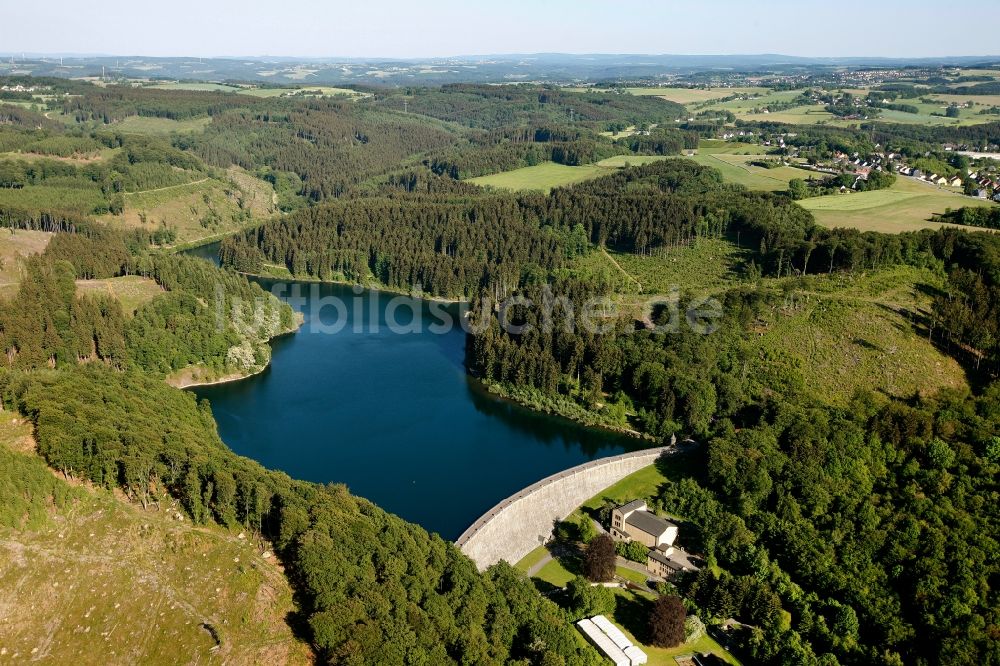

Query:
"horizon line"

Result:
[[2, 51, 1000, 62]]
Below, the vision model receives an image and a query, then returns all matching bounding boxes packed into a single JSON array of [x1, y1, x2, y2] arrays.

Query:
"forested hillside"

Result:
[[2, 71, 999, 665]]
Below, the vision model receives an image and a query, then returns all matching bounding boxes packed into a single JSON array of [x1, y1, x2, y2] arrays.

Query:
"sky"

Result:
[[3, 0, 998, 59]]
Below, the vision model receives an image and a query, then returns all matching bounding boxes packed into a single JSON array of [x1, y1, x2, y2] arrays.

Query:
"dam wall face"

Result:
[[456, 448, 668, 570]]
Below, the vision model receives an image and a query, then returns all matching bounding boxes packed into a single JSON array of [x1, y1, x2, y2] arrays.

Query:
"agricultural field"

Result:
[[624, 86, 764, 105], [111, 115, 213, 135], [683, 152, 815, 191], [75, 275, 163, 315], [467, 161, 610, 192], [595, 155, 671, 168], [238, 85, 364, 98], [147, 82, 365, 99], [101, 166, 276, 246], [0, 229, 52, 298], [0, 421, 310, 665], [800, 176, 997, 232]]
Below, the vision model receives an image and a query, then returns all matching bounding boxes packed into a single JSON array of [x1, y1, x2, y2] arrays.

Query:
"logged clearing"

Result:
[[800, 177, 997, 232], [571, 238, 750, 297], [0, 421, 311, 665], [749, 266, 968, 405], [75, 275, 164, 315], [102, 166, 276, 245], [0, 229, 53, 298]]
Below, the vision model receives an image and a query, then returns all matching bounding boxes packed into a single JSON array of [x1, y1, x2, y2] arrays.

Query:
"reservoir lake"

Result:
[[187, 244, 639, 539]]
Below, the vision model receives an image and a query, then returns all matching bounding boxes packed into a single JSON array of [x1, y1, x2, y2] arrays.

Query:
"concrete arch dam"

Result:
[[455, 447, 669, 570]]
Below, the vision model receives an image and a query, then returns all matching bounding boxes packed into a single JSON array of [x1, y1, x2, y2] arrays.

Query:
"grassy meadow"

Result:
[[800, 177, 997, 232], [112, 115, 213, 135], [468, 162, 610, 192]]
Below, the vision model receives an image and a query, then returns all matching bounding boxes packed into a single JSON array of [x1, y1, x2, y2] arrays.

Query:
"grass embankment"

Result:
[[800, 177, 997, 233], [0, 416, 310, 664]]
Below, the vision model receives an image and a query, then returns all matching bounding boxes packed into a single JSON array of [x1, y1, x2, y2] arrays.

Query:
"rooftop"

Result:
[[617, 499, 647, 513], [624, 510, 675, 537]]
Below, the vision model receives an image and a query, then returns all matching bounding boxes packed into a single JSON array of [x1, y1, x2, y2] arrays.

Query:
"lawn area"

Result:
[[75, 275, 164, 315], [615, 566, 651, 586], [0, 422, 311, 664], [468, 162, 609, 193], [534, 557, 577, 588], [580, 464, 667, 512], [609, 588, 741, 665], [800, 177, 997, 232], [112, 115, 213, 135], [515, 544, 551, 573]]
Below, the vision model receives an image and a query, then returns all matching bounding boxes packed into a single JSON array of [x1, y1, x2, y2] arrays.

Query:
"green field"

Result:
[[0, 184, 106, 215], [112, 115, 213, 135], [684, 153, 815, 191], [468, 162, 609, 192], [147, 82, 244, 92], [747, 265, 969, 405], [595, 155, 672, 168], [238, 85, 363, 98], [148, 82, 363, 99], [800, 177, 997, 232], [625, 86, 763, 105]]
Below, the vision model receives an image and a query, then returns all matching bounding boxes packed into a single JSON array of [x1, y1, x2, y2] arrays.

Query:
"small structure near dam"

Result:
[[455, 447, 669, 570]]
